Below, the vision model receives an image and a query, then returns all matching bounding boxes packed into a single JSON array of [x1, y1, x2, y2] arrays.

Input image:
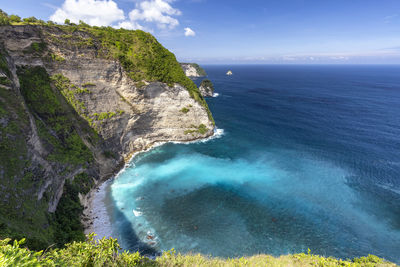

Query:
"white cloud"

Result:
[[50, 0, 125, 26], [129, 0, 181, 29], [50, 0, 183, 32], [184, 27, 195, 37], [116, 21, 143, 30]]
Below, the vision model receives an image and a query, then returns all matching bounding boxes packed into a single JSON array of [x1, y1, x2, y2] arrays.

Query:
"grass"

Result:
[[0, 236, 396, 266], [50, 53, 65, 62], [92, 112, 116, 121], [184, 124, 209, 135], [82, 82, 96, 87], [180, 107, 190, 114]]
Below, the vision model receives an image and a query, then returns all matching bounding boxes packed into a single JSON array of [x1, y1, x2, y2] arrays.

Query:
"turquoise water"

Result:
[[105, 65, 400, 263]]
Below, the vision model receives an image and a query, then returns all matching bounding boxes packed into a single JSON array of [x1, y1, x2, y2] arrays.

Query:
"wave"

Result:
[[119, 127, 224, 171], [171, 127, 225, 145]]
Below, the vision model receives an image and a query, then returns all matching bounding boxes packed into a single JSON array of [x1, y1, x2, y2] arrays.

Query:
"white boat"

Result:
[[226, 70, 233, 75]]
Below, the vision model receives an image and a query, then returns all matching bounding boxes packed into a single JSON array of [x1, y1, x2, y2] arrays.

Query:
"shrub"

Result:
[[0, 237, 396, 266], [8, 15, 21, 23], [180, 107, 190, 113], [23, 16, 38, 23], [0, 9, 9, 26]]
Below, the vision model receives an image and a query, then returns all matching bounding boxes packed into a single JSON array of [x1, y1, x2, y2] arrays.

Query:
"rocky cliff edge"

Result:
[[0, 24, 214, 248]]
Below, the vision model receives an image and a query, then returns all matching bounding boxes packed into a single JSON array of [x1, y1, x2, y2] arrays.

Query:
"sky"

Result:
[[2, 0, 400, 64]]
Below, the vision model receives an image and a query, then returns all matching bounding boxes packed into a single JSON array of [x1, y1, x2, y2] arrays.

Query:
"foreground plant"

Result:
[[0, 235, 396, 266]]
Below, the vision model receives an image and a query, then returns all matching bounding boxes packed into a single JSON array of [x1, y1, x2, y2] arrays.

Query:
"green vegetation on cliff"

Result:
[[0, 58, 50, 250], [201, 79, 214, 89], [0, 235, 395, 267], [0, 64, 97, 249], [81, 26, 214, 124], [19, 66, 93, 165], [184, 124, 209, 135], [200, 79, 215, 96]]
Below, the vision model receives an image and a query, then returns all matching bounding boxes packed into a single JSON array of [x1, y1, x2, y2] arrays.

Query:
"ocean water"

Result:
[[102, 65, 400, 263]]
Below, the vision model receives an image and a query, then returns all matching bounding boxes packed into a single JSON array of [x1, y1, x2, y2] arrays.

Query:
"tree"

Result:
[[8, 15, 21, 23], [64, 19, 71, 25], [8, 15, 21, 22], [79, 20, 89, 27], [0, 9, 10, 25], [23, 17, 38, 23]]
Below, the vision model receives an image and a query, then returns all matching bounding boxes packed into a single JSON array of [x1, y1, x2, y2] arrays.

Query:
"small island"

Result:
[[199, 79, 215, 97]]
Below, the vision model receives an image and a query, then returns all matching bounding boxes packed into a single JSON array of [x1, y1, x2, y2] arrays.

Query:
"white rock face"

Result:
[[58, 64, 213, 161], [180, 63, 205, 77], [199, 80, 214, 97]]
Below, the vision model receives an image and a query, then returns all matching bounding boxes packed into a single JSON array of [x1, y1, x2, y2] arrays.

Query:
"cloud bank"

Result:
[[129, 0, 181, 29], [50, 0, 125, 26], [50, 0, 185, 31]]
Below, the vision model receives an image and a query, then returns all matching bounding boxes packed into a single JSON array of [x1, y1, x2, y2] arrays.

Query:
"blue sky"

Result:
[[2, 0, 400, 63]]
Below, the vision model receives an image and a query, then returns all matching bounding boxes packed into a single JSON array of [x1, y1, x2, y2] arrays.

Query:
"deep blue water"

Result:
[[106, 65, 400, 263]]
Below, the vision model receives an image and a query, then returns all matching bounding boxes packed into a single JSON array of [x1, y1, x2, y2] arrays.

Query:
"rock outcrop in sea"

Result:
[[199, 79, 215, 97]]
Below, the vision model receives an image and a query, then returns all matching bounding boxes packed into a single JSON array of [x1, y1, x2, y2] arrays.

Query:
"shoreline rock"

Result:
[[199, 79, 215, 97]]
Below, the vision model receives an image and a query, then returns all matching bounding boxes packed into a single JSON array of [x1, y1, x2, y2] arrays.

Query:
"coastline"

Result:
[[82, 128, 224, 239]]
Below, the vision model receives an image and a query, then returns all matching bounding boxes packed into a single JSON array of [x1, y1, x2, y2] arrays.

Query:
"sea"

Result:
[[94, 65, 400, 263]]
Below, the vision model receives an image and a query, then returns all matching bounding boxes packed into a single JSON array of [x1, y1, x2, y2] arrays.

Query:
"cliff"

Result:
[[0, 23, 214, 249], [180, 63, 207, 77]]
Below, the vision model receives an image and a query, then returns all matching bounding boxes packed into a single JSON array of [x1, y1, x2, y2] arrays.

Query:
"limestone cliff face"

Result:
[[0, 25, 213, 247], [180, 63, 207, 77]]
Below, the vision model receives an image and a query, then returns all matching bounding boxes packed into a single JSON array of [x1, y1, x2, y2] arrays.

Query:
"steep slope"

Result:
[[199, 79, 215, 97], [0, 24, 214, 249]]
